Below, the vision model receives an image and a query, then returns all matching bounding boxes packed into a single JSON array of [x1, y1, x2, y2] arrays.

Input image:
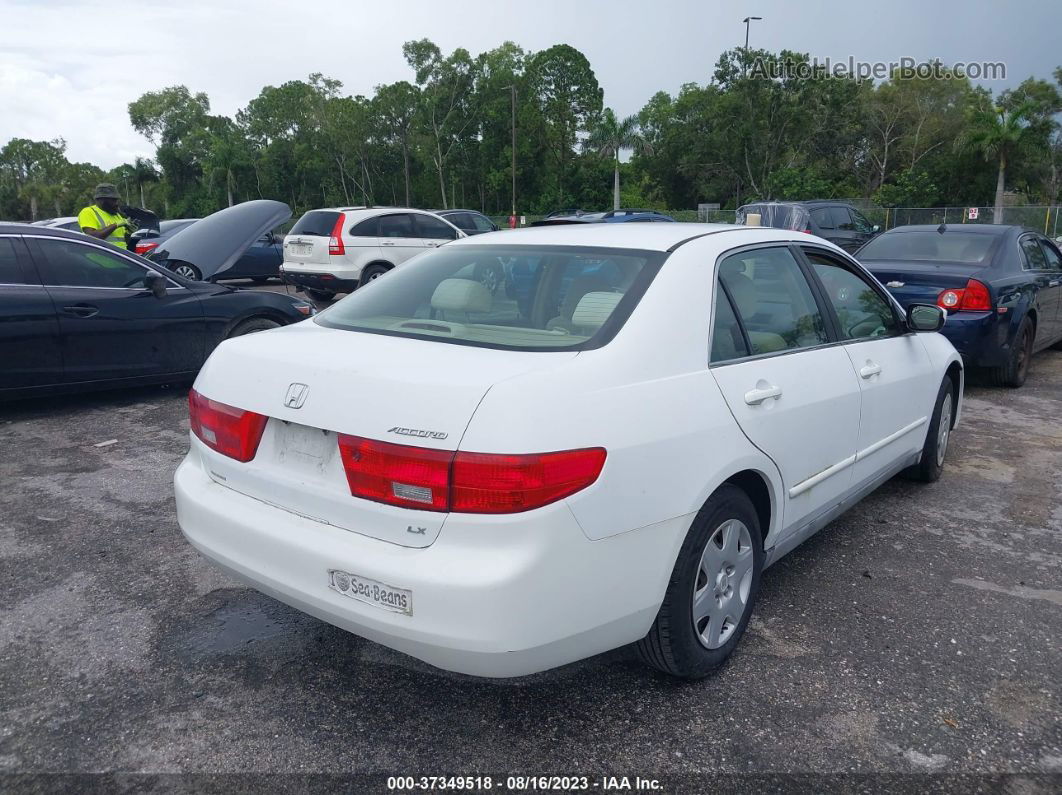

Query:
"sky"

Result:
[[1, 0, 1058, 170]]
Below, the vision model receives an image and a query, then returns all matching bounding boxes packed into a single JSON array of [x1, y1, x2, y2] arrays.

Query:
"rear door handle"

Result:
[[381, 241, 395, 246], [744, 384, 782, 405], [62, 304, 99, 318], [859, 362, 882, 379]]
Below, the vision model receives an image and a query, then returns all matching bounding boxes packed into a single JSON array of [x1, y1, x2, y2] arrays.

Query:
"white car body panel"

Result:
[[176, 222, 964, 677]]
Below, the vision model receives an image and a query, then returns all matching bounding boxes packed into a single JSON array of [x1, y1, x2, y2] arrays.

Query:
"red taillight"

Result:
[[937, 279, 992, 312], [336, 435, 606, 514], [338, 435, 451, 511], [328, 213, 346, 256], [135, 241, 159, 255], [188, 389, 267, 462], [451, 448, 607, 513]]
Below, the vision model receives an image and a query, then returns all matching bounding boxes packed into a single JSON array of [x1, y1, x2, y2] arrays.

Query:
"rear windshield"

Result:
[[859, 231, 997, 264], [737, 204, 809, 231], [316, 245, 666, 351], [289, 210, 341, 237]]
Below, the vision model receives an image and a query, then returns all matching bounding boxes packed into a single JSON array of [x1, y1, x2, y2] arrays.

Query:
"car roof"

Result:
[[449, 222, 806, 253], [0, 222, 90, 239], [433, 208, 487, 215]]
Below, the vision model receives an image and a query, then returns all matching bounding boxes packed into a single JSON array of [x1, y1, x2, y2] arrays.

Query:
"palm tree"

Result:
[[958, 100, 1036, 224], [584, 108, 652, 210], [132, 157, 159, 208]]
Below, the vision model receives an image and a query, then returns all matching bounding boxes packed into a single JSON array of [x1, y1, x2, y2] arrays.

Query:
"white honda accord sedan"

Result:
[[175, 223, 963, 678]]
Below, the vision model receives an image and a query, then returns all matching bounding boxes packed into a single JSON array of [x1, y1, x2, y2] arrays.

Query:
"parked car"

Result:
[[32, 217, 80, 231], [132, 218, 198, 256], [280, 207, 465, 301], [531, 209, 676, 227], [738, 201, 880, 253], [432, 209, 498, 236], [858, 224, 1062, 387], [148, 201, 287, 283], [175, 222, 962, 679], [0, 215, 315, 400], [545, 208, 587, 218]]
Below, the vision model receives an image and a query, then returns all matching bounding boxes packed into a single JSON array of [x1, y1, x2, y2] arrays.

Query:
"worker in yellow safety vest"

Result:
[[78, 184, 138, 249]]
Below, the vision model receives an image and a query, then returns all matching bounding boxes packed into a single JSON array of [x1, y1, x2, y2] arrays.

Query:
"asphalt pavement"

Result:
[[1, 292, 1059, 791]]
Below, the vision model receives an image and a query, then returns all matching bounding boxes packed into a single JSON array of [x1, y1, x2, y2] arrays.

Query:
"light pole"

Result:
[[501, 84, 517, 224], [742, 16, 762, 76]]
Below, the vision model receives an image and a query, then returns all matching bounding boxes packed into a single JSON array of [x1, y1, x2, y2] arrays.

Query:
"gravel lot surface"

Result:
[[1, 288, 1059, 791]]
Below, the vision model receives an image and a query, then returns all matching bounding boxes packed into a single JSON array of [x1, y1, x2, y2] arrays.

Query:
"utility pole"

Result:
[[742, 16, 762, 77], [502, 85, 517, 224]]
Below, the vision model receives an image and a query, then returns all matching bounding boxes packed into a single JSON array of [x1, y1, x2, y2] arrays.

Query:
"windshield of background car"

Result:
[[316, 245, 666, 351], [737, 204, 810, 230], [289, 210, 341, 237], [859, 231, 998, 264]]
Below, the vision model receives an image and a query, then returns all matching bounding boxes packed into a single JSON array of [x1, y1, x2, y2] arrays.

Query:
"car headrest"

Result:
[[430, 278, 492, 314], [571, 291, 623, 330], [721, 271, 757, 318]]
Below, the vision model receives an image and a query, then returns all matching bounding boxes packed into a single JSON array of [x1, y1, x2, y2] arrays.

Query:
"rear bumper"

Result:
[[174, 450, 686, 677], [280, 268, 358, 295], [940, 311, 1009, 367]]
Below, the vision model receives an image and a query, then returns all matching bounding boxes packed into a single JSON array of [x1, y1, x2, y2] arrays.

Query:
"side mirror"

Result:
[[907, 303, 944, 332], [144, 270, 168, 298]]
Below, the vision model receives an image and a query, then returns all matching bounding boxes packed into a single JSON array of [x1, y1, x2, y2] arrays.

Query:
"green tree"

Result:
[[374, 81, 420, 206], [585, 108, 651, 210], [958, 98, 1039, 223]]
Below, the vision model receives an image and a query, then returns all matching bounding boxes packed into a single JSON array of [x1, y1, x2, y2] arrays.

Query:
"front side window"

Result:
[[378, 214, 415, 238], [414, 214, 458, 240], [350, 216, 379, 237], [470, 213, 496, 233], [717, 246, 828, 355], [850, 210, 875, 234], [830, 206, 854, 230], [316, 245, 664, 351], [804, 251, 899, 340], [811, 207, 835, 230], [36, 239, 151, 288], [1039, 238, 1062, 271]]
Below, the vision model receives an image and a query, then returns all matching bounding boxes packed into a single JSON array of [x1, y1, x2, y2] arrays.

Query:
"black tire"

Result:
[[473, 261, 503, 294], [228, 317, 281, 338], [305, 288, 336, 302], [987, 317, 1034, 388], [1051, 337, 1062, 351], [636, 484, 764, 679], [251, 276, 270, 284], [359, 264, 390, 285], [171, 262, 202, 281], [905, 377, 955, 483]]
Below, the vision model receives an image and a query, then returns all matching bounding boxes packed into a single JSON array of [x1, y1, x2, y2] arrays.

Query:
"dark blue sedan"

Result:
[[858, 225, 1062, 387]]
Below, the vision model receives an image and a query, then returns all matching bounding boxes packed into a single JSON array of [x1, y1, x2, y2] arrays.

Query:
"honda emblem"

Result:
[[284, 383, 309, 409]]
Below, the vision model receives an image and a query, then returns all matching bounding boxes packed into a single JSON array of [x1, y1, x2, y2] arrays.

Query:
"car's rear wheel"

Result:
[[905, 377, 955, 483], [360, 264, 390, 285], [172, 262, 202, 281], [228, 317, 280, 338], [305, 288, 336, 302], [636, 484, 763, 678], [987, 317, 1034, 388]]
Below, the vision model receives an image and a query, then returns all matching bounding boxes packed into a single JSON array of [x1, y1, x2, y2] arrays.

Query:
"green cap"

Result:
[[93, 183, 120, 200]]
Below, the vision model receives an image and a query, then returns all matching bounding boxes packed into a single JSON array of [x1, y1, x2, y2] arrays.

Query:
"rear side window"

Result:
[[830, 207, 854, 230], [711, 286, 749, 363], [811, 208, 835, 230], [0, 238, 30, 284], [379, 214, 415, 238], [1020, 236, 1048, 270], [289, 210, 341, 237], [717, 246, 828, 355], [316, 245, 665, 351], [350, 217, 379, 237], [1039, 239, 1062, 271]]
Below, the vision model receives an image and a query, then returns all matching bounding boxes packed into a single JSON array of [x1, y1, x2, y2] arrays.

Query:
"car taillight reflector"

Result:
[[336, 435, 606, 514], [188, 389, 267, 462], [135, 242, 159, 255], [451, 448, 607, 513], [328, 213, 346, 256], [937, 279, 992, 312]]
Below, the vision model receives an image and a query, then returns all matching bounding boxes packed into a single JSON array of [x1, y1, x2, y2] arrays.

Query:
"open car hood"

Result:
[[150, 200, 290, 279]]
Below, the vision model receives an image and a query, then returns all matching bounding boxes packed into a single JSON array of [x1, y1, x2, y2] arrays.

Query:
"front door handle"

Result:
[[62, 304, 99, 318], [859, 362, 882, 379], [381, 241, 395, 246], [744, 384, 782, 405]]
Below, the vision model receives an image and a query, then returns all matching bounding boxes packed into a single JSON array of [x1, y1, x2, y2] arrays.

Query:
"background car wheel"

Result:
[[473, 262, 503, 294], [905, 377, 955, 483], [172, 262, 201, 280], [360, 264, 390, 285], [305, 288, 336, 302], [987, 317, 1033, 388], [636, 484, 763, 679], [228, 317, 281, 338]]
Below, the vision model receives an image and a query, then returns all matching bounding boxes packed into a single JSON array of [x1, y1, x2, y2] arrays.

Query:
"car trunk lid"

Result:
[[865, 260, 991, 307], [192, 321, 578, 547]]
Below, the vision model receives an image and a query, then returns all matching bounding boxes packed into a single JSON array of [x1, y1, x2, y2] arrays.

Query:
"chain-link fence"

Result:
[[488, 205, 1062, 236]]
